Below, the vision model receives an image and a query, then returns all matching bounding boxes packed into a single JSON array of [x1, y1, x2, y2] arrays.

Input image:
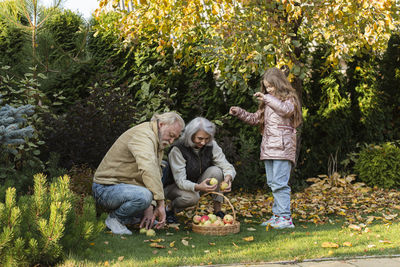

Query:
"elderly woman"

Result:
[[164, 117, 236, 223]]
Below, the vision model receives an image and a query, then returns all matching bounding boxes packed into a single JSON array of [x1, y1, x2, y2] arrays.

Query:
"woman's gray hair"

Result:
[[180, 117, 216, 147], [151, 111, 185, 129]]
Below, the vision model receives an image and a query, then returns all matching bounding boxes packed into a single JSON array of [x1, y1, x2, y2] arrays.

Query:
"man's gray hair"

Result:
[[151, 111, 185, 129], [181, 117, 216, 147]]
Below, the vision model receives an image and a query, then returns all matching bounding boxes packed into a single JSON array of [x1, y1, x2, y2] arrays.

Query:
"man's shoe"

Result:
[[166, 209, 178, 224], [260, 214, 277, 226], [214, 211, 225, 219], [270, 216, 295, 229], [105, 215, 132, 235]]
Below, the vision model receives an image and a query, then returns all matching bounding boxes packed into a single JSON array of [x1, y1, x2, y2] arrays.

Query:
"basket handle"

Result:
[[195, 191, 237, 222]]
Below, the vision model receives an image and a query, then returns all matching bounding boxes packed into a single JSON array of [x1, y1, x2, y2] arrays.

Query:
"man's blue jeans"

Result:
[[92, 182, 153, 224], [92, 160, 170, 224], [264, 159, 292, 217]]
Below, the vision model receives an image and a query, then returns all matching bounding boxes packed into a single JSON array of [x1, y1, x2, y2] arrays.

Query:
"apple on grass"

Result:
[[223, 214, 234, 224], [146, 229, 156, 236], [139, 228, 147, 234]]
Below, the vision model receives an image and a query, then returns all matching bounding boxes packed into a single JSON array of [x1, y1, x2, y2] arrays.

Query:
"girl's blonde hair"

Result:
[[258, 67, 302, 129]]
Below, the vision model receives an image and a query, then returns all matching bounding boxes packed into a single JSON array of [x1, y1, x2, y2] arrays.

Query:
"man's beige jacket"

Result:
[[93, 121, 164, 200]]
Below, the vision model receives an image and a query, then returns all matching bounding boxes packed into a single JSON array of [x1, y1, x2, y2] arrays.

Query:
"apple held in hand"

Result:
[[193, 215, 202, 224], [220, 181, 229, 190], [223, 214, 234, 224], [208, 177, 218, 185]]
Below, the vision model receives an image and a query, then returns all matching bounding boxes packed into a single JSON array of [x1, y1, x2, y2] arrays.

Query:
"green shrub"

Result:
[[0, 173, 104, 266], [354, 142, 400, 189]]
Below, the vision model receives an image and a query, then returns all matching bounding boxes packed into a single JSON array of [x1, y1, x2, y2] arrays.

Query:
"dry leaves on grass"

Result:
[[180, 172, 399, 226]]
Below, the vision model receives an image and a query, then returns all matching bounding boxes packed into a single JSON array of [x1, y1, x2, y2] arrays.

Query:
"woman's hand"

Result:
[[221, 175, 232, 192], [195, 178, 218, 192]]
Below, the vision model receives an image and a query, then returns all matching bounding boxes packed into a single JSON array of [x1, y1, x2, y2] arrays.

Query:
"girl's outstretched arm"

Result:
[[229, 106, 261, 125]]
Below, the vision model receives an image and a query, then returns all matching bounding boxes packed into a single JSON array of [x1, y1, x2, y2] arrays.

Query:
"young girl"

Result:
[[229, 67, 302, 229]]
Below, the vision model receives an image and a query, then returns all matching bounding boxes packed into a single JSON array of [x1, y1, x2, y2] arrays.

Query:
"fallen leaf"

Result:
[[152, 250, 158, 254], [379, 240, 392, 244], [170, 241, 175, 247], [367, 244, 376, 248], [342, 242, 352, 247], [150, 239, 165, 242], [120, 236, 127, 240], [118, 256, 124, 261], [209, 242, 216, 246], [204, 250, 210, 253], [321, 242, 339, 248], [242, 236, 254, 242], [90, 242, 95, 246], [104, 261, 109, 266], [104, 241, 109, 245], [247, 227, 256, 231], [232, 242, 239, 247], [348, 224, 362, 231], [182, 240, 189, 246], [150, 243, 166, 248]]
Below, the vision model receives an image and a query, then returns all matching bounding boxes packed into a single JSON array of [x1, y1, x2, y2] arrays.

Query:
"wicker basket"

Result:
[[192, 192, 240, 236]]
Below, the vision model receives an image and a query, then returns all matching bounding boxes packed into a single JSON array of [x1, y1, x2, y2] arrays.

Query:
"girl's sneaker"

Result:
[[270, 216, 295, 229], [260, 214, 277, 226]]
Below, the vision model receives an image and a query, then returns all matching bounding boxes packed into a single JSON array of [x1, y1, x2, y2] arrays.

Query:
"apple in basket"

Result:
[[193, 215, 202, 224], [208, 213, 217, 223], [223, 214, 234, 224], [200, 215, 210, 223], [212, 219, 224, 226], [203, 220, 212, 226]]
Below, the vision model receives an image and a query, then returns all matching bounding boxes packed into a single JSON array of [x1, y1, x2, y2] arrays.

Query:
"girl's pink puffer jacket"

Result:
[[234, 94, 297, 164]]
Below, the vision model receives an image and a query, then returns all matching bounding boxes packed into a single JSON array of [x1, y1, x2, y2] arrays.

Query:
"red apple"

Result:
[[223, 214, 234, 224], [200, 215, 210, 223]]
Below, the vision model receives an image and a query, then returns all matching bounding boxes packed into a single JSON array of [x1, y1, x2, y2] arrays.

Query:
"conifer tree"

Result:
[[0, 95, 34, 153]]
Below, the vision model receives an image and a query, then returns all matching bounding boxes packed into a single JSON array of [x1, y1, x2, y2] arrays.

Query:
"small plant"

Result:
[[0, 173, 104, 266], [354, 142, 400, 189]]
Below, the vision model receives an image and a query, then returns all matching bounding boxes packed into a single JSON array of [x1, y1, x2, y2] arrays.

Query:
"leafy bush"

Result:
[[42, 80, 138, 169], [354, 142, 400, 189], [0, 173, 104, 266]]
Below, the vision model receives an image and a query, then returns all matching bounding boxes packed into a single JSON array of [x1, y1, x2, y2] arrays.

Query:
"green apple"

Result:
[[220, 181, 229, 190], [139, 228, 147, 234], [209, 177, 218, 185], [146, 229, 156, 236]]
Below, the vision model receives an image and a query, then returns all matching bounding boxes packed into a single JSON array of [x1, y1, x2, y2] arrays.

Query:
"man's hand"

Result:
[[195, 178, 218, 192], [139, 205, 154, 229], [152, 200, 166, 229]]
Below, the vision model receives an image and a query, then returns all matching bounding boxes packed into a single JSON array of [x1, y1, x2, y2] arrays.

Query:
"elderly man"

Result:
[[92, 112, 185, 235], [164, 117, 236, 223]]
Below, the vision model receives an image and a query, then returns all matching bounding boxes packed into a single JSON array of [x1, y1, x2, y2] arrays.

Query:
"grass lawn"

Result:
[[61, 218, 400, 266], [61, 174, 400, 266]]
